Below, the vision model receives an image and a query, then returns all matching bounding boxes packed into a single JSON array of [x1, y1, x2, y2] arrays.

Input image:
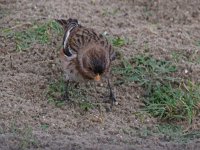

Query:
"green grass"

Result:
[[171, 51, 200, 64], [113, 55, 200, 123], [9, 122, 38, 150], [102, 35, 128, 60], [2, 20, 63, 51], [134, 123, 200, 143], [102, 32, 127, 48], [111, 37, 127, 47], [154, 124, 200, 143], [79, 101, 94, 111], [101, 8, 119, 16], [47, 78, 94, 111], [195, 40, 200, 47], [171, 51, 185, 63], [18, 126, 37, 150], [113, 55, 177, 86], [145, 81, 200, 122], [47, 78, 67, 107], [40, 124, 49, 131]]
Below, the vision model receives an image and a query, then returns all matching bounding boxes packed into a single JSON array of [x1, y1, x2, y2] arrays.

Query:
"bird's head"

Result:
[[78, 45, 110, 81]]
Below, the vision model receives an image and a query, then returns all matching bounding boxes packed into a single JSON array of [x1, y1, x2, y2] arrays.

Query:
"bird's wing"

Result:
[[69, 27, 116, 61]]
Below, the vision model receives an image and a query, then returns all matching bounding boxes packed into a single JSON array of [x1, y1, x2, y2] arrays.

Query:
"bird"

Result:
[[56, 18, 116, 105]]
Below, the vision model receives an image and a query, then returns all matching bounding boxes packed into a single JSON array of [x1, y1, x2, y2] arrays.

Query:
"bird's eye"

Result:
[[88, 67, 93, 71]]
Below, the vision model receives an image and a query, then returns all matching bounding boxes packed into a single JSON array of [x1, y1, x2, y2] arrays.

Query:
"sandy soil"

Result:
[[0, 0, 200, 149]]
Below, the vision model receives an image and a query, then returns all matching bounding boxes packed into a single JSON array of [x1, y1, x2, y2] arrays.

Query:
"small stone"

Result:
[[184, 69, 189, 74], [114, 102, 119, 105]]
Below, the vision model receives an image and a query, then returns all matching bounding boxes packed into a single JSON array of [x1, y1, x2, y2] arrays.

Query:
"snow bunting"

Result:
[[56, 18, 116, 105]]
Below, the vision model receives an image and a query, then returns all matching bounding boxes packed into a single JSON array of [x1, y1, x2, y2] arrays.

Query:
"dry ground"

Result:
[[0, 0, 200, 149]]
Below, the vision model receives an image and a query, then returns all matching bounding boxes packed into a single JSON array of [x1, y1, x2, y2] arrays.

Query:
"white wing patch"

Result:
[[63, 25, 78, 50]]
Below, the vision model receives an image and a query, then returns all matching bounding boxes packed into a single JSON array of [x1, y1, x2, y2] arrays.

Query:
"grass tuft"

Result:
[[171, 51, 200, 64], [111, 37, 127, 47], [113, 55, 177, 86], [154, 124, 200, 143], [2, 20, 63, 51], [9, 122, 38, 150], [101, 8, 119, 16], [113, 55, 200, 123], [195, 40, 200, 47], [40, 124, 49, 131], [102, 32, 127, 48], [145, 81, 200, 122], [47, 78, 66, 107], [47, 78, 94, 111], [79, 101, 94, 111], [135, 123, 200, 143]]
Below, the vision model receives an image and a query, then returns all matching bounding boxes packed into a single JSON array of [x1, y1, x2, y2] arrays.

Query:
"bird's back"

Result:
[[57, 18, 115, 60], [68, 26, 112, 54]]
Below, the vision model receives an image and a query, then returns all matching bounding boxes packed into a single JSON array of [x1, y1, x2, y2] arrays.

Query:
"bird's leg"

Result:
[[93, 82, 99, 101], [107, 78, 116, 106], [88, 82, 98, 101], [62, 80, 70, 101]]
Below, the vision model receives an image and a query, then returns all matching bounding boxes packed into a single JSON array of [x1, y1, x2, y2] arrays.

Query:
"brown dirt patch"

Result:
[[0, 0, 200, 149]]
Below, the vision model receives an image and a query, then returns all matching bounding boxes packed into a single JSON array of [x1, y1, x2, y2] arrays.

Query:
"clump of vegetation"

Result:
[[102, 32, 127, 48], [103, 35, 128, 60], [47, 78, 67, 107], [79, 101, 94, 111], [101, 8, 119, 17], [10, 122, 38, 150], [111, 37, 127, 47], [113, 55, 177, 86], [171, 51, 200, 64], [47, 78, 94, 111], [113, 55, 200, 123], [40, 124, 49, 131], [154, 124, 200, 143], [2, 20, 63, 51], [145, 81, 200, 123], [195, 40, 200, 47], [134, 123, 200, 143]]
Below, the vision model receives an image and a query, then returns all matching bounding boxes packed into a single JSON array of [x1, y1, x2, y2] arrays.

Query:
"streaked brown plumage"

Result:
[[56, 18, 116, 105]]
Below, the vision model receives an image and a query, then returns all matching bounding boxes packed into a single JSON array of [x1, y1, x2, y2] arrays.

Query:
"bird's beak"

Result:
[[94, 74, 100, 81]]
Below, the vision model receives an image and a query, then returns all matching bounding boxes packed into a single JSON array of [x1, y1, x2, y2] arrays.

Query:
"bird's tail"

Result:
[[56, 18, 78, 30]]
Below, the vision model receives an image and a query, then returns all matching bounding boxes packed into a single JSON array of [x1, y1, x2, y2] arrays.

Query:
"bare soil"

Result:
[[0, 0, 200, 149]]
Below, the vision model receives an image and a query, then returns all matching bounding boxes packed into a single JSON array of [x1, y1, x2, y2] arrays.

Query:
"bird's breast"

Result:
[[60, 50, 85, 82]]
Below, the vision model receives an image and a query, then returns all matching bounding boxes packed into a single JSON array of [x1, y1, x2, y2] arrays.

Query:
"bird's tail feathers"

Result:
[[56, 18, 78, 30]]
